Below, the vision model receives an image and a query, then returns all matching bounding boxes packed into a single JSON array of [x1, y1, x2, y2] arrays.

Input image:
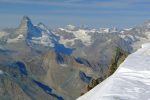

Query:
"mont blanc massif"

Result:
[[0, 16, 150, 100]]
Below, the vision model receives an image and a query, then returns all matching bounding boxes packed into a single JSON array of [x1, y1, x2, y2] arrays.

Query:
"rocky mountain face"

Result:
[[0, 16, 150, 100]]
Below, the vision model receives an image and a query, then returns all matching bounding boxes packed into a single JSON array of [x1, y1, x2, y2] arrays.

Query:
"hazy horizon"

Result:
[[0, 0, 150, 29]]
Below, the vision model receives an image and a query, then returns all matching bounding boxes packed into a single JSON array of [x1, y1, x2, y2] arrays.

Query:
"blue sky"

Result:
[[0, 0, 150, 29]]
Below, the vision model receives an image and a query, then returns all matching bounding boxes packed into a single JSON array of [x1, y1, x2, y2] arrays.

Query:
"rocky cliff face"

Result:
[[0, 63, 59, 100], [41, 51, 98, 99]]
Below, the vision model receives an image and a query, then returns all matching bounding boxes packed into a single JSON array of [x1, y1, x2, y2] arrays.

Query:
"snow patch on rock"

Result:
[[59, 29, 92, 46], [7, 34, 25, 43]]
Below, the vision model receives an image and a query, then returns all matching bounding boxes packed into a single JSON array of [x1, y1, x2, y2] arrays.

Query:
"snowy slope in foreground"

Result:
[[77, 43, 150, 100]]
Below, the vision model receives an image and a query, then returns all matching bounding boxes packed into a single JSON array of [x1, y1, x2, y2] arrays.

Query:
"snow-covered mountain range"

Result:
[[1, 16, 150, 100]]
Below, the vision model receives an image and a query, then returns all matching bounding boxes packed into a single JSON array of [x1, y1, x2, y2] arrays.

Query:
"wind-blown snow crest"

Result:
[[77, 43, 150, 100]]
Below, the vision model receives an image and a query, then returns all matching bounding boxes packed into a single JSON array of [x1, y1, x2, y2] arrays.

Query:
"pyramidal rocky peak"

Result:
[[16, 16, 34, 37], [20, 16, 33, 30]]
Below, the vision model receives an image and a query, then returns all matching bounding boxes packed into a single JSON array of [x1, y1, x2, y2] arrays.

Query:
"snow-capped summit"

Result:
[[7, 16, 57, 47], [37, 22, 58, 40], [4, 16, 73, 54], [21, 18, 59, 47], [37, 22, 49, 32], [66, 24, 76, 30]]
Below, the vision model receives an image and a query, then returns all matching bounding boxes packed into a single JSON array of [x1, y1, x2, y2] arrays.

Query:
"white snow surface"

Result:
[[59, 29, 92, 46], [7, 34, 25, 43], [77, 43, 150, 100], [31, 32, 55, 47]]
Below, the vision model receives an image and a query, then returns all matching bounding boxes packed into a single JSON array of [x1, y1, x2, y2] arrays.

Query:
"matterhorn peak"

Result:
[[19, 16, 33, 30], [22, 16, 31, 22], [16, 16, 35, 37]]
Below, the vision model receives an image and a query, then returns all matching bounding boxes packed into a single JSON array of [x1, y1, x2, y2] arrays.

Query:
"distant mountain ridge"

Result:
[[1, 16, 150, 100]]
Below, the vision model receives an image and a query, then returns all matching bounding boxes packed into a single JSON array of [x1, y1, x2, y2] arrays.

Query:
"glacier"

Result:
[[77, 43, 150, 100]]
